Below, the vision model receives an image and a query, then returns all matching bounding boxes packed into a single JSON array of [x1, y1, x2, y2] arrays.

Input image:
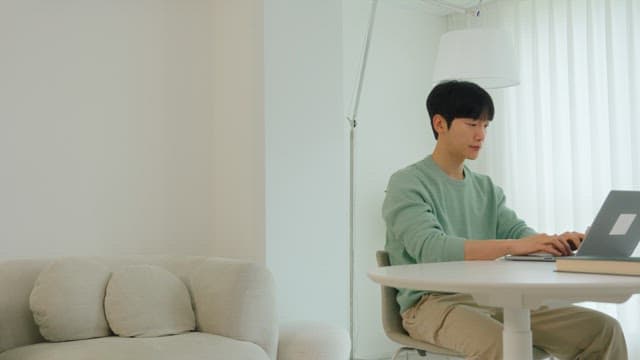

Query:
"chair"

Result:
[[375, 250, 552, 360]]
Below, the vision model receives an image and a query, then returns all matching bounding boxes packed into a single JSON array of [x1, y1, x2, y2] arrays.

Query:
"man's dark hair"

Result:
[[426, 80, 495, 139]]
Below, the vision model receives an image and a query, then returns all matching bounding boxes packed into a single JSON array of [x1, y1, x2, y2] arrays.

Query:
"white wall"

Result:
[[264, 0, 350, 330], [0, 0, 264, 262], [0, 0, 447, 353], [343, 1, 446, 358], [210, 0, 265, 263]]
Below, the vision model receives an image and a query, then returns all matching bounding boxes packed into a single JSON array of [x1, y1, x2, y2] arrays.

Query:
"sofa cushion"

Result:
[[105, 264, 195, 337], [0, 332, 270, 360], [29, 258, 111, 342]]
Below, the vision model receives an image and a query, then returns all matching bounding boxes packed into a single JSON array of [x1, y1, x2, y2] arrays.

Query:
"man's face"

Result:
[[437, 117, 489, 160]]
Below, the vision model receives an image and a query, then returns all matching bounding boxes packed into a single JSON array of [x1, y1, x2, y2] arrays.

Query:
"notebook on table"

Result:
[[504, 190, 640, 262]]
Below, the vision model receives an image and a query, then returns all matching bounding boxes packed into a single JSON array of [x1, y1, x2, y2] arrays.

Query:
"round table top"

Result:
[[368, 260, 640, 298]]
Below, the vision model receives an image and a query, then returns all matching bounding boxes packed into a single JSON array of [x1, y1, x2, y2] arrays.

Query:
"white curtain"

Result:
[[451, 0, 640, 356]]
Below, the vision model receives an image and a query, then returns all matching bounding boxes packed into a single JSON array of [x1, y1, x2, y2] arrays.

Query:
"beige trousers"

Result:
[[401, 293, 627, 360]]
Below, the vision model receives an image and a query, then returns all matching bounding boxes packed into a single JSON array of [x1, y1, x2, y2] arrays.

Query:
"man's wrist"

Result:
[[504, 239, 516, 255]]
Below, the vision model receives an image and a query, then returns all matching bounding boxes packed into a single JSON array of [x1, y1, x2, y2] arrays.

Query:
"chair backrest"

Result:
[[375, 251, 408, 337]]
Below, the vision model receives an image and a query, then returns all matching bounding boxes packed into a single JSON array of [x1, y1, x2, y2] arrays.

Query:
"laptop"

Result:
[[504, 190, 640, 262]]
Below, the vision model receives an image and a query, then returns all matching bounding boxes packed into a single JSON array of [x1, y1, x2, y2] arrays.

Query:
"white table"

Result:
[[368, 260, 640, 360]]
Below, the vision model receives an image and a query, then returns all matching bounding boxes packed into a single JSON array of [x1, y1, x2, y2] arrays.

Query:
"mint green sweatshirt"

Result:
[[382, 155, 536, 313]]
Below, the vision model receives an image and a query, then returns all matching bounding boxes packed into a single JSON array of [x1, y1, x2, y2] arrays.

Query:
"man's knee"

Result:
[[435, 305, 504, 359], [467, 333, 502, 360], [585, 310, 627, 360], [449, 314, 502, 359], [596, 311, 624, 342]]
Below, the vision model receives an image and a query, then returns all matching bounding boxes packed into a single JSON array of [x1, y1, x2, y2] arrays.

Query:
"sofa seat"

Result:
[[0, 332, 269, 360]]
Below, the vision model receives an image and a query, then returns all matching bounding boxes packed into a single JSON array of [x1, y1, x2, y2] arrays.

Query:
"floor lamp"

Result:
[[346, 1, 378, 357], [346, 0, 519, 356]]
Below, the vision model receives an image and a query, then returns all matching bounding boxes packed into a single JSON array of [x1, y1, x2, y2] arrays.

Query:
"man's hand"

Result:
[[463, 231, 585, 260], [509, 232, 585, 256]]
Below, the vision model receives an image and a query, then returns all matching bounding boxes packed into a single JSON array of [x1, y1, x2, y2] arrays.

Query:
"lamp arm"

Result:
[[427, 0, 466, 14], [346, 0, 379, 129], [347, 1, 378, 359], [425, 0, 483, 16]]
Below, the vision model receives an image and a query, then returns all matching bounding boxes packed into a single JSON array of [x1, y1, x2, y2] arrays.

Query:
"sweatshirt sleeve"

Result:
[[382, 172, 465, 262], [494, 185, 537, 239]]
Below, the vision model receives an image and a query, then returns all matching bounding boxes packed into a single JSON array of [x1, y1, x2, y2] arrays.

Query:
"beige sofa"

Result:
[[0, 255, 350, 360]]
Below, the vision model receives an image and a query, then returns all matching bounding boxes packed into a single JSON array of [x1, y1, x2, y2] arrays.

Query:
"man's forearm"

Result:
[[463, 239, 514, 260]]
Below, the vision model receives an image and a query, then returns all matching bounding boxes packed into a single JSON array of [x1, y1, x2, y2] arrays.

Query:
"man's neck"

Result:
[[431, 146, 465, 180]]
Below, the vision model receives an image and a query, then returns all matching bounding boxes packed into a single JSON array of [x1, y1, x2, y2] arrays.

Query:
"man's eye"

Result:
[[467, 123, 477, 127]]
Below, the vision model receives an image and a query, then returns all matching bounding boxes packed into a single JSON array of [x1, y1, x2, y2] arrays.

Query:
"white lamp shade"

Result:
[[432, 28, 519, 89]]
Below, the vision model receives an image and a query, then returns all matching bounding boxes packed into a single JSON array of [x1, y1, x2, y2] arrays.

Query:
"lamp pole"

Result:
[[346, 0, 378, 357]]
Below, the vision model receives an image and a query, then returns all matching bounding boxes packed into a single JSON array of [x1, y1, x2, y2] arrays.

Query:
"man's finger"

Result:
[[554, 237, 572, 255]]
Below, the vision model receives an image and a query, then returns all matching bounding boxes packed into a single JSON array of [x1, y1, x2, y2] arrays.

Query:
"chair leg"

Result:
[[391, 347, 418, 360], [391, 347, 405, 360]]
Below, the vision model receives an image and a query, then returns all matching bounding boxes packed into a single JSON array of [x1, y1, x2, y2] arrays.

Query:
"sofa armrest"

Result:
[[277, 321, 351, 360], [0, 259, 49, 353], [189, 258, 278, 359]]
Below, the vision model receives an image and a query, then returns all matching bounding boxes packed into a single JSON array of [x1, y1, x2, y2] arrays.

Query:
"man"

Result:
[[382, 80, 627, 359]]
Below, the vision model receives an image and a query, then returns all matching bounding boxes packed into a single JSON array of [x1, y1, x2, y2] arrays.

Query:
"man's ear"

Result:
[[432, 114, 448, 135]]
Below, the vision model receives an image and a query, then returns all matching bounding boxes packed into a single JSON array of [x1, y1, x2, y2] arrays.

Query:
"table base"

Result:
[[503, 308, 533, 360]]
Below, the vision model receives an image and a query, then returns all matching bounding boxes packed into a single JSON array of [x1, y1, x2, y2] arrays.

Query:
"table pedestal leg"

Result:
[[503, 307, 532, 360]]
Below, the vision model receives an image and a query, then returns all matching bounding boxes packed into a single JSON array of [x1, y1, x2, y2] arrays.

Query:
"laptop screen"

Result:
[[577, 190, 640, 258]]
